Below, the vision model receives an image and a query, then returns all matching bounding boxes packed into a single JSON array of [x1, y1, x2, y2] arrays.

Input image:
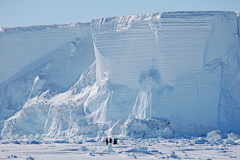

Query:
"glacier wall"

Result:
[[91, 11, 240, 134], [0, 22, 95, 122], [0, 23, 92, 84], [0, 11, 239, 138], [214, 13, 240, 133], [92, 11, 239, 134]]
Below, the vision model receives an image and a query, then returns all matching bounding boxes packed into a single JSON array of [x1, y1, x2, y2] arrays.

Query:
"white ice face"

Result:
[[0, 11, 239, 139], [92, 11, 239, 133], [0, 22, 95, 124]]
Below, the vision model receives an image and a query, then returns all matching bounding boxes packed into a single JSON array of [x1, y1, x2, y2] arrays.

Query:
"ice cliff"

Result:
[[0, 11, 239, 139]]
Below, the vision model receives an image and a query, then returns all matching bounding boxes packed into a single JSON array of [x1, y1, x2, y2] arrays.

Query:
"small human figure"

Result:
[[113, 138, 117, 145], [109, 138, 112, 143], [106, 138, 108, 145]]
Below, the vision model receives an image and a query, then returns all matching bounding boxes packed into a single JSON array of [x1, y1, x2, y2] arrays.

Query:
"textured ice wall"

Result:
[[0, 22, 95, 122], [0, 11, 239, 138], [0, 23, 90, 84], [202, 12, 240, 134], [1, 62, 98, 138], [213, 12, 240, 133], [92, 11, 239, 134]]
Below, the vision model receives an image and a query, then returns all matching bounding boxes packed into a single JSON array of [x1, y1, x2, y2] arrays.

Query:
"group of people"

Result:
[[106, 138, 117, 145]]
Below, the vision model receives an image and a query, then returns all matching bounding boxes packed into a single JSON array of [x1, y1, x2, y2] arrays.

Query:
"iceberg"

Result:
[[0, 11, 239, 139], [0, 22, 95, 122], [91, 11, 239, 134]]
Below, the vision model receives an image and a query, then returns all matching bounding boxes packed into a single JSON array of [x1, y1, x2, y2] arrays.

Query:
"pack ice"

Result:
[[0, 11, 239, 139]]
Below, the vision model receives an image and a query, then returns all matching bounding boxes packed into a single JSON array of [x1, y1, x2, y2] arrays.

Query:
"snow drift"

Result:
[[0, 11, 239, 139]]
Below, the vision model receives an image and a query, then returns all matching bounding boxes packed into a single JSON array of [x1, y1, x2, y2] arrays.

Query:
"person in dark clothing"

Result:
[[109, 138, 112, 143], [106, 138, 108, 145], [113, 139, 117, 145]]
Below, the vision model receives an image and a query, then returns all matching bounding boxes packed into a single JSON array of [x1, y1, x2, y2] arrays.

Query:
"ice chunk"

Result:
[[107, 144, 114, 152], [126, 146, 149, 153], [29, 140, 41, 144], [122, 116, 169, 138], [195, 137, 207, 144], [227, 133, 239, 140], [207, 130, 225, 141], [170, 151, 178, 158], [155, 127, 173, 138], [224, 138, 234, 145], [80, 146, 88, 151], [7, 155, 17, 158], [26, 156, 35, 160]]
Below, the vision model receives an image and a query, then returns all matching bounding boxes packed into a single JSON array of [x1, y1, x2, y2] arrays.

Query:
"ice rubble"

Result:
[[0, 11, 240, 139], [122, 114, 173, 138]]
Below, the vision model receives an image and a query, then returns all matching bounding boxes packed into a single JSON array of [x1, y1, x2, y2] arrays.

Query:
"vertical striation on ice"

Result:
[[0, 22, 95, 124], [0, 11, 240, 138], [202, 12, 240, 133], [92, 11, 231, 134]]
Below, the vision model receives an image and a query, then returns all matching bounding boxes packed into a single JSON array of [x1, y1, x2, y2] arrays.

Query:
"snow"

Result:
[[0, 11, 240, 159], [1, 135, 240, 159]]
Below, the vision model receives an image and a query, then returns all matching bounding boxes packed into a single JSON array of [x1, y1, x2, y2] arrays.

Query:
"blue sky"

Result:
[[0, 0, 239, 27]]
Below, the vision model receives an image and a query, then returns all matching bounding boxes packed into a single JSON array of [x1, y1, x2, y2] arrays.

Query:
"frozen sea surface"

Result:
[[1, 136, 240, 160]]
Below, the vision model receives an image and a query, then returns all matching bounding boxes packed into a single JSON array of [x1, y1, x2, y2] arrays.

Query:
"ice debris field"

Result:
[[0, 11, 240, 159]]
